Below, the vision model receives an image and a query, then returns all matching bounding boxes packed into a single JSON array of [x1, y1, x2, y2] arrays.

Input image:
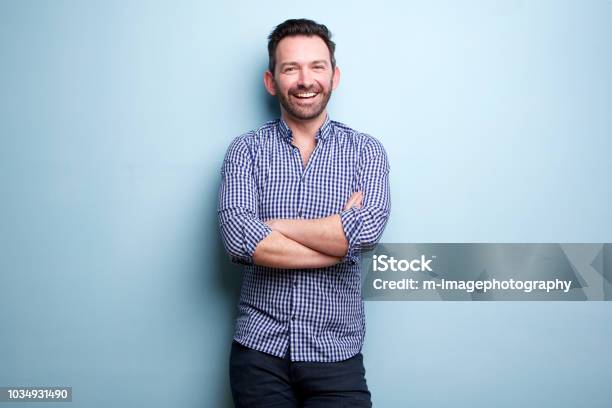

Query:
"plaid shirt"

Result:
[[218, 115, 390, 362]]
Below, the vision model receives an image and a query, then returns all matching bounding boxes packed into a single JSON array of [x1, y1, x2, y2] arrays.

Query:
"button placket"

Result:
[[290, 271, 298, 324], [291, 146, 304, 219]]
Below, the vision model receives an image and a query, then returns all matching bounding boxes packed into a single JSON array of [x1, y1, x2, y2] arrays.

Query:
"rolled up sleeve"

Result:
[[340, 137, 391, 264], [217, 136, 272, 265]]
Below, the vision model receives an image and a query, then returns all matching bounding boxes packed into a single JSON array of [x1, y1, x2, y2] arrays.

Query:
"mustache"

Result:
[[289, 86, 322, 94]]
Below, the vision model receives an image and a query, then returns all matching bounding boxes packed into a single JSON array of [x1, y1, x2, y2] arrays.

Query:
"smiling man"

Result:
[[218, 18, 391, 407]]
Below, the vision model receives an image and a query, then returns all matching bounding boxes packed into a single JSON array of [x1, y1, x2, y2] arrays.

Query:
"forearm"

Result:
[[252, 230, 342, 269], [266, 214, 349, 258]]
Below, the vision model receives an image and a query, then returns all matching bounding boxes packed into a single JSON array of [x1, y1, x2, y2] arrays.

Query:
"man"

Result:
[[218, 18, 390, 407]]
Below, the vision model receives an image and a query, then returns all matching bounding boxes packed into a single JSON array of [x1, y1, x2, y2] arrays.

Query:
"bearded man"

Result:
[[218, 18, 391, 408]]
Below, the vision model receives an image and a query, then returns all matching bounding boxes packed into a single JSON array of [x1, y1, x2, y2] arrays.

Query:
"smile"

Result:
[[293, 92, 319, 99]]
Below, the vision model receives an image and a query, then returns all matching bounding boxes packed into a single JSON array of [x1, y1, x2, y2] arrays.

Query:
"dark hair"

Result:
[[267, 18, 336, 74]]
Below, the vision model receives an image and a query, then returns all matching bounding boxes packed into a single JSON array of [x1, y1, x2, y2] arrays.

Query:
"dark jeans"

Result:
[[229, 340, 372, 407]]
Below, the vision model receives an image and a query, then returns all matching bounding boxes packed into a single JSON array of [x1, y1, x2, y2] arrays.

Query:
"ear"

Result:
[[263, 70, 277, 96], [331, 66, 341, 91]]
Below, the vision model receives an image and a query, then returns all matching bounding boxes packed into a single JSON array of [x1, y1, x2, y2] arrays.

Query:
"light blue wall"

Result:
[[1, 1, 611, 407]]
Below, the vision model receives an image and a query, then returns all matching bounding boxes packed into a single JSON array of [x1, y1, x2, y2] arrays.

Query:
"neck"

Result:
[[282, 110, 327, 143]]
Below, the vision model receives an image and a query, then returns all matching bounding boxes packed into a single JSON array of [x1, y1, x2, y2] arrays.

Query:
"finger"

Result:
[[344, 192, 359, 206], [343, 197, 358, 211], [354, 191, 363, 208], [343, 191, 363, 211]]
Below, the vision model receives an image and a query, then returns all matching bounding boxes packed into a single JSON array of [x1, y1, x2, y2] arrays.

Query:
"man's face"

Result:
[[265, 35, 340, 121]]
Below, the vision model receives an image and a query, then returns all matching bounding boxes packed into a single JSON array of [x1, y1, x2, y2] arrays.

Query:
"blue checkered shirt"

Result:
[[218, 115, 390, 362]]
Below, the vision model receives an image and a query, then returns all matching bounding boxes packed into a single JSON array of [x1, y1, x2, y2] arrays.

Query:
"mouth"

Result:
[[292, 92, 319, 100]]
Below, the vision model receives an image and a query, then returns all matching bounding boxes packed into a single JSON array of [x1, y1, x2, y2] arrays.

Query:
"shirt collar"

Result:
[[278, 114, 333, 142]]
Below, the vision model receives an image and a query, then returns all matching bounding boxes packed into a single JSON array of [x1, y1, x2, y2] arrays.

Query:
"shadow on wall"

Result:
[[207, 187, 242, 408], [207, 62, 280, 407]]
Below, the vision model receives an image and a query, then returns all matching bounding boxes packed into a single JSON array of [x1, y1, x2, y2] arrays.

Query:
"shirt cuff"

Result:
[[339, 208, 363, 264], [235, 219, 273, 265]]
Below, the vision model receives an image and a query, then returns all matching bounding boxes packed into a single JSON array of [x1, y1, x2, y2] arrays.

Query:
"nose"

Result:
[[297, 67, 314, 88]]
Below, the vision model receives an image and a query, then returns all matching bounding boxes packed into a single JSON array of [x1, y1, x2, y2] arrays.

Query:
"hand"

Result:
[[343, 191, 363, 211]]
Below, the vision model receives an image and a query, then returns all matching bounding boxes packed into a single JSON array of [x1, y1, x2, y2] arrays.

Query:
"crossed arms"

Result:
[[253, 192, 364, 268], [217, 136, 390, 270]]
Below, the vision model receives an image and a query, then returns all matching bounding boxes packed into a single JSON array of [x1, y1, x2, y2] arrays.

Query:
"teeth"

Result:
[[295, 92, 317, 98]]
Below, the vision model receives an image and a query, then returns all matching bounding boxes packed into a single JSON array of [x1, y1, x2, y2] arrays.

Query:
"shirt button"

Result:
[[291, 316, 296, 321], [297, 210, 302, 217], [293, 280, 298, 287]]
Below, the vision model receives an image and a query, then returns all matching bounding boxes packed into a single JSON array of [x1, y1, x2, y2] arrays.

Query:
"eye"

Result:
[[314, 65, 325, 70], [285, 67, 296, 72]]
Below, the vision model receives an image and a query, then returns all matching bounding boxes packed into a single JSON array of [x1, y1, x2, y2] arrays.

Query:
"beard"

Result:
[[274, 79, 333, 121]]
